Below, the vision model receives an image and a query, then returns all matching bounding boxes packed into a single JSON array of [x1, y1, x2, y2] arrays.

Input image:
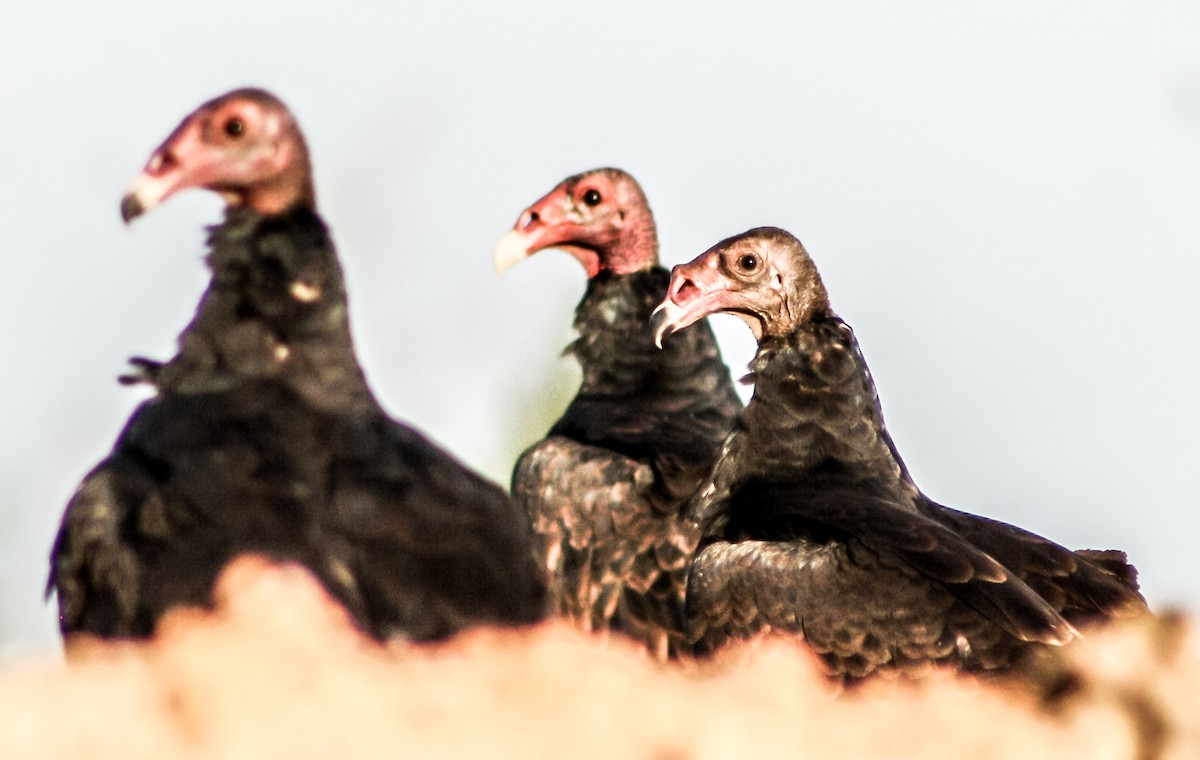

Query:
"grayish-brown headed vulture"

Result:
[[49, 88, 546, 643], [652, 226, 1146, 677], [495, 168, 742, 658]]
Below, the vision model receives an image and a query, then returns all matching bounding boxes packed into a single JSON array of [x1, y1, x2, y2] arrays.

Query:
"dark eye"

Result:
[[737, 254, 760, 272], [582, 189, 602, 207], [224, 118, 245, 138]]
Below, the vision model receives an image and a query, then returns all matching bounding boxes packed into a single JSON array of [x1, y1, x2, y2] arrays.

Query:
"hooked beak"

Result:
[[492, 185, 593, 275], [651, 256, 733, 348], [650, 298, 691, 348], [493, 228, 535, 274], [493, 203, 551, 274], [119, 130, 198, 224], [652, 265, 705, 345], [119, 112, 218, 224], [120, 158, 183, 223]]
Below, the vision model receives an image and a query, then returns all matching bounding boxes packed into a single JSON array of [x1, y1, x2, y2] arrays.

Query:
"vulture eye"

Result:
[[737, 254, 760, 273], [224, 118, 246, 138], [582, 189, 602, 207]]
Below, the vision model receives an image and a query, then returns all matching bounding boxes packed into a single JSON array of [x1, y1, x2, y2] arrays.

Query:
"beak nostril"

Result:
[[147, 151, 178, 177], [673, 277, 700, 305], [519, 209, 540, 230]]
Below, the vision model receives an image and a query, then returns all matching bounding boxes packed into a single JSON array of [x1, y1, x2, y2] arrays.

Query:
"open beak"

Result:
[[650, 298, 692, 349], [651, 256, 733, 348]]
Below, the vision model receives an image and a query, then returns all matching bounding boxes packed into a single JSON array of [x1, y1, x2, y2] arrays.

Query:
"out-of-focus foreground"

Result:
[[1, 558, 1195, 760]]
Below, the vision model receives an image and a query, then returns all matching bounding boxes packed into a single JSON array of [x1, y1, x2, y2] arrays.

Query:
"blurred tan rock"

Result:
[[2, 556, 1195, 760]]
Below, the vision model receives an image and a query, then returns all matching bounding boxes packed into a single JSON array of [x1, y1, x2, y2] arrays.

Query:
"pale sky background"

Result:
[[2, 2, 1197, 660]]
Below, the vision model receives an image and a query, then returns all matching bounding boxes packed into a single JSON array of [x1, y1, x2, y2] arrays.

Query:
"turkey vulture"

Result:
[[652, 226, 1146, 677], [49, 88, 546, 643], [494, 168, 742, 658]]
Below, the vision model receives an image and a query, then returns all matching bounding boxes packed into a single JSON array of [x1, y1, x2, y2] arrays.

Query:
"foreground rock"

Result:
[[6, 558, 1197, 759]]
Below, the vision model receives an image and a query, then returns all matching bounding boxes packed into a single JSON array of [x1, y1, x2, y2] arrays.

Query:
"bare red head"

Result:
[[492, 168, 659, 278], [651, 227, 831, 346], [120, 88, 315, 223]]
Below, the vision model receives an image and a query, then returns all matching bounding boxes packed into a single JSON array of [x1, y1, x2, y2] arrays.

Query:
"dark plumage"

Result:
[[495, 168, 742, 658], [49, 88, 546, 643], [652, 226, 1146, 677]]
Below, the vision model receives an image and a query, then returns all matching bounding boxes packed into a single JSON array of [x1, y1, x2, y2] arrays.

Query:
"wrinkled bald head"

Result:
[[493, 168, 658, 278], [121, 88, 315, 222], [652, 227, 830, 346]]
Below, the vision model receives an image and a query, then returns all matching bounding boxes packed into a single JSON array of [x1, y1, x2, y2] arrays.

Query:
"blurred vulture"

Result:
[[50, 88, 546, 643]]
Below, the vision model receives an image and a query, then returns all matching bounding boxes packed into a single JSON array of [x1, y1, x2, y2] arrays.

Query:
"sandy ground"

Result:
[[3, 557, 1196, 760]]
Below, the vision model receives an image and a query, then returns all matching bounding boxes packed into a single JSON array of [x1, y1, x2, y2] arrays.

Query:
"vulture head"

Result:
[[652, 227, 831, 346], [121, 88, 315, 223], [493, 168, 658, 278]]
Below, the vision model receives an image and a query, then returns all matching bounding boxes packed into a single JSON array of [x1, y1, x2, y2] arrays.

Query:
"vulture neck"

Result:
[[600, 212, 659, 277], [736, 315, 916, 494], [569, 268, 728, 400], [152, 206, 377, 416]]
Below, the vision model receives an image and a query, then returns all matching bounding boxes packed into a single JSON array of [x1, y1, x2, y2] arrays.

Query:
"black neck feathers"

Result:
[[145, 207, 375, 415]]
